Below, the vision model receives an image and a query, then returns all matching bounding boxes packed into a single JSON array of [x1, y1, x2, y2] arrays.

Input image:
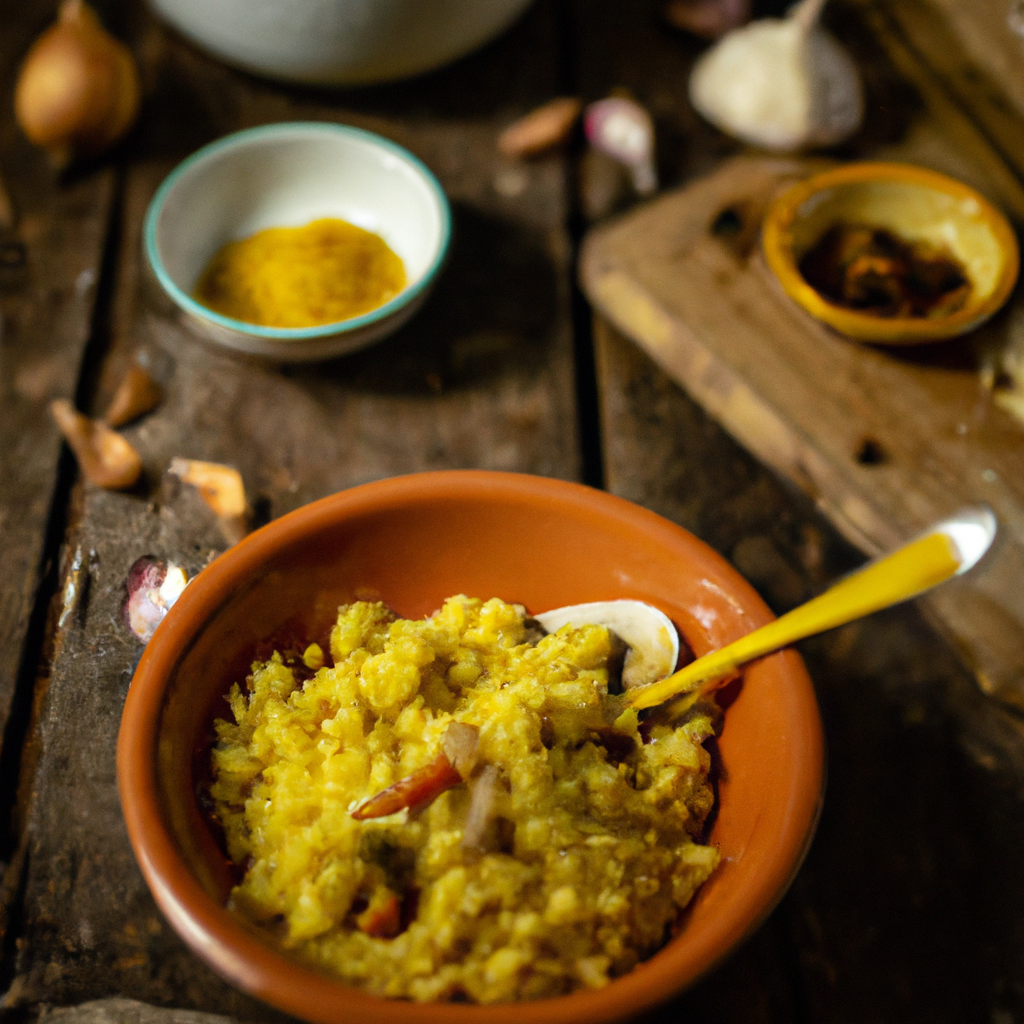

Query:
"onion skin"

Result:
[[14, 0, 140, 165]]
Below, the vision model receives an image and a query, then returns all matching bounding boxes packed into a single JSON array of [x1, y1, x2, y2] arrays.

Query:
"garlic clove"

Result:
[[14, 0, 140, 166], [584, 97, 659, 196], [441, 722, 481, 780], [461, 764, 501, 851], [497, 97, 583, 159], [168, 458, 246, 518], [50, 398, 143, 490], [688, 0, 862, 152], [168, 457, 249, 544], [104, 364, 163, 427], [123, 555, 189, 643]]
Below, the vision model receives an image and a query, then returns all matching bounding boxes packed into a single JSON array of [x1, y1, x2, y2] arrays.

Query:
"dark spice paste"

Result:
[[798, 222, 971, 318]]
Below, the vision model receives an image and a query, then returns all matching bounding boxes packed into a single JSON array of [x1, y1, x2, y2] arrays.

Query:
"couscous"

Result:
[[209, 595, 720, 1003]]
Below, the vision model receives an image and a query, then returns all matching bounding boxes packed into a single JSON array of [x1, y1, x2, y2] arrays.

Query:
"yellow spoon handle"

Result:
[[627, 527, 968, 712]]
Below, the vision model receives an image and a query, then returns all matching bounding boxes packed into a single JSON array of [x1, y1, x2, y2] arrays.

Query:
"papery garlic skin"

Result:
[[689, 14, 863, 151]]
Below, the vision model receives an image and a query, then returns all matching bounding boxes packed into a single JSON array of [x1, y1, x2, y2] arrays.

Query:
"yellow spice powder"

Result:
[[193, 217, 406, 329]]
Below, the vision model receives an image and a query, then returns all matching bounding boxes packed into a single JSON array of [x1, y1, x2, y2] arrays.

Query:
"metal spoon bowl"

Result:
[[543, 505, 997, 713]]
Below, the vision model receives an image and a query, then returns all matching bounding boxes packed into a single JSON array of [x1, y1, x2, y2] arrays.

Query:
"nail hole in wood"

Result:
[[855, 437, 887, 465], [710, 201, 762, 259], [0, 241, 25, 269], [711, 206, 744, 237]]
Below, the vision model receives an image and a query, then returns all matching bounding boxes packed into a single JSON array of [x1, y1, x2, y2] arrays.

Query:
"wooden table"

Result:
[[2, 1, 1023, 1022]]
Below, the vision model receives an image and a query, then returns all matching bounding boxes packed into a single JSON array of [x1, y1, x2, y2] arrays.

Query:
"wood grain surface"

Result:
[[0, 1, 117, 955], [0, 0, 115, 753], [2, 0, 1024, 1021]]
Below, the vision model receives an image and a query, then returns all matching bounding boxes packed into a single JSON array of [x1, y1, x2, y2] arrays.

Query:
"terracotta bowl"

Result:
[[117, 471, 824, 1024], [761, 162, 1019, 344]]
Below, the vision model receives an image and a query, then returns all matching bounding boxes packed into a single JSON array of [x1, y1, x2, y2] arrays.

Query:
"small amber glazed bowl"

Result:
[[762, 162, 1020, 344], [117, 471, 824, 1024]]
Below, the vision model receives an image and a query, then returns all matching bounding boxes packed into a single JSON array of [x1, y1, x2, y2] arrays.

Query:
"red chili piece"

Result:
[[352, 752, 463, 820], [356, 892, 401, 938]]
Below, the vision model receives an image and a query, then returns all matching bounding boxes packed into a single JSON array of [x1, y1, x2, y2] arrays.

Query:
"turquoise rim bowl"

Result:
[[144, 121, 452, 351]]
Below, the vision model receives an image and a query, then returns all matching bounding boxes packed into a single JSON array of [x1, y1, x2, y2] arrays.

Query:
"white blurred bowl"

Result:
[[150, 0, 536, 86], [144, 122, 451, 362]]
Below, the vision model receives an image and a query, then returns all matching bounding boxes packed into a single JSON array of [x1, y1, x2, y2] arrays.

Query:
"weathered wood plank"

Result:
[[0, 0, 115, 828], [7, 0, 579, 1014], [594, 314, 1024, 1022], [838, 0, 1024, 221], [906, 0, 1024, 163], [33, 999, 240, 1024]]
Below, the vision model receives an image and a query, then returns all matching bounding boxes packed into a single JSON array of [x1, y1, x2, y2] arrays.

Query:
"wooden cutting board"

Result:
[[580, 155, 1024, 707]]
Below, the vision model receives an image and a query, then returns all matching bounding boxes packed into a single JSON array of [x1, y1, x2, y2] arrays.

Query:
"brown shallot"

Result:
[[14, 0, 140, 166]]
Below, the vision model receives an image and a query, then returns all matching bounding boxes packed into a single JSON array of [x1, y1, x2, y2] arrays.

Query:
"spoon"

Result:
[[354, 506, 995, 821], [625, 504, 996, 711]]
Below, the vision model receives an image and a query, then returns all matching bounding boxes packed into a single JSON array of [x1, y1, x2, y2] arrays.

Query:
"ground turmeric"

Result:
[[193, 217, 406, 328]]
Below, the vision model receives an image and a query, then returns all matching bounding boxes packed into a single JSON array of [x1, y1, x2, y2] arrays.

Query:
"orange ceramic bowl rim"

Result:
[[761, 161, 1020, 344], [117, 470, 824, 1024]]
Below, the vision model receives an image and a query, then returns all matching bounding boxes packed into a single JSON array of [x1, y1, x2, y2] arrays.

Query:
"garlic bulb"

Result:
[[14, 0, 140, 166], [584, 97, 658, 196], [688, 0, 863, 152]]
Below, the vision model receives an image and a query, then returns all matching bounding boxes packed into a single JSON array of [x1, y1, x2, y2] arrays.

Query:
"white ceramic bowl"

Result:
[[149, 0, 536, 86], [144, 122, 451, 362]]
